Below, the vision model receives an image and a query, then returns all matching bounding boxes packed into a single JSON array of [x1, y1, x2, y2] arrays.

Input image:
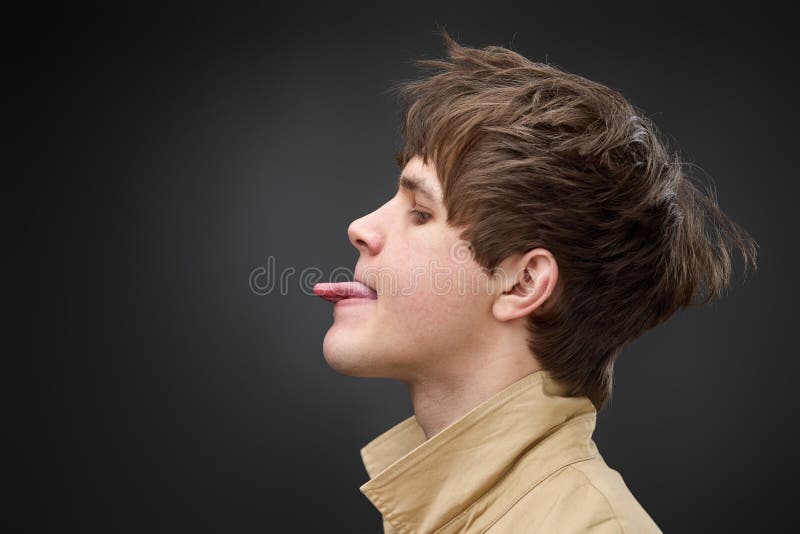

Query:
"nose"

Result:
[[348, 212, 383, 255]]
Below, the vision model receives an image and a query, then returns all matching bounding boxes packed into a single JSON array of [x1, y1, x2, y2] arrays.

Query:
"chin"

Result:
[[324, 334, 411, 381], [322, 331, 373, 377]]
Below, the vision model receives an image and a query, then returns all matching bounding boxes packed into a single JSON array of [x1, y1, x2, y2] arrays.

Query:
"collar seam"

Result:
[[362, 488, 412, 534]]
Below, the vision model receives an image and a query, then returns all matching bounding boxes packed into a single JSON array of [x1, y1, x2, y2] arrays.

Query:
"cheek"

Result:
[[384, 291, 452, 351], [386, 257, 481, 332]]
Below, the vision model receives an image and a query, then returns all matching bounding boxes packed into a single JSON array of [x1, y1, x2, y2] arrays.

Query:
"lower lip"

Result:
[[334, 297, 377, 306]]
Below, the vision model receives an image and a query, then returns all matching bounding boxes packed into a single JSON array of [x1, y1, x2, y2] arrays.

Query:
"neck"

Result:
[[406, 342, 541, 440]]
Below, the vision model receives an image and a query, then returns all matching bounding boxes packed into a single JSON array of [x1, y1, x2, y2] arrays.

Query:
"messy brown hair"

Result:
[[388, 27, 759, 411]]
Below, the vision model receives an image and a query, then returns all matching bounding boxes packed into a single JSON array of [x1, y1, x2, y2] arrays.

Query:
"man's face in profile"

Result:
[[321, 155, 497, 384]]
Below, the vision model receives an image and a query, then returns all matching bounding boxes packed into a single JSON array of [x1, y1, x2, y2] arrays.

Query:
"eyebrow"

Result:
[[398, 173, 440, 203]]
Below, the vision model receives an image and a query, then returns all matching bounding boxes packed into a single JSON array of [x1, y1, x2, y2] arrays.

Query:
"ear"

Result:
[[491, 248, 559, 322]]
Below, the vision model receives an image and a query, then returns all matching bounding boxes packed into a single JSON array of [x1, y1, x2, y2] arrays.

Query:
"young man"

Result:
[[314, 28, 757, 533]]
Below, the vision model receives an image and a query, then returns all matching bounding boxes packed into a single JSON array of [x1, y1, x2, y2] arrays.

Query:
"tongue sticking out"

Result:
[[313, 281, 378, 303]]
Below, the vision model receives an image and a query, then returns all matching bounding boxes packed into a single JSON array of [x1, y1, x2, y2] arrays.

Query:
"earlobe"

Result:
[[492, 270, 535, 321]]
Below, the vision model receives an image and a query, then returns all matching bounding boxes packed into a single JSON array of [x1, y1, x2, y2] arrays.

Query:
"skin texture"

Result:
[[322, 155, 560, 439]]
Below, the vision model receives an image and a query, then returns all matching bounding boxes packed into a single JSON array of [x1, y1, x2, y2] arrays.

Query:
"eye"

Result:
[[410, 208, 432, 224]]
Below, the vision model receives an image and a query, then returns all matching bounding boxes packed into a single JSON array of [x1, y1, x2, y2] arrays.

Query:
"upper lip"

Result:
[[354, 273, 376, 292]]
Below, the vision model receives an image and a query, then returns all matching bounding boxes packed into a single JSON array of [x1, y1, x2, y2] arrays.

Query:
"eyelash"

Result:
[[410, 208, 432, 224]]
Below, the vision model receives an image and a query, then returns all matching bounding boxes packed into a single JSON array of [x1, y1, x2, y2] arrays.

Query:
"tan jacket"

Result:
[[359, 369, 662, 533]]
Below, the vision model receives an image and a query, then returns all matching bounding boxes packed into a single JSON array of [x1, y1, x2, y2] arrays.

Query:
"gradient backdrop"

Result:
[[20, 3, 797, 533]]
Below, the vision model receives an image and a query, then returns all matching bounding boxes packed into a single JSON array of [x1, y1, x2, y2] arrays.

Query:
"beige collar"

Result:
[[359, 369, 598, 533]]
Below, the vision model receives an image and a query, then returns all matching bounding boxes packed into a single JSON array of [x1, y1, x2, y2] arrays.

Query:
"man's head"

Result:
[[322, 27, 758, 411], [322, 154, 557, 389]]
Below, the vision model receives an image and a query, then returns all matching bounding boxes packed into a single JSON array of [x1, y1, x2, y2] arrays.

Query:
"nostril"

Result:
[[351, 237, 369, 250]]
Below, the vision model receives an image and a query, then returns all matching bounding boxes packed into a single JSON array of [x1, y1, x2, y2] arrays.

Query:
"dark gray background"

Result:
[[19, 2, 797, 533]]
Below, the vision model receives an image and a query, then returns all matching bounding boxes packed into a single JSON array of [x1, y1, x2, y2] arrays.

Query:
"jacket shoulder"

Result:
[[565, 459, 662, 533], [486, 458, 662, 533]]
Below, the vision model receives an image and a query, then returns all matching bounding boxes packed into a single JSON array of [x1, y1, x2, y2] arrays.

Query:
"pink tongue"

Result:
[[313, 282, 378, 302]]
